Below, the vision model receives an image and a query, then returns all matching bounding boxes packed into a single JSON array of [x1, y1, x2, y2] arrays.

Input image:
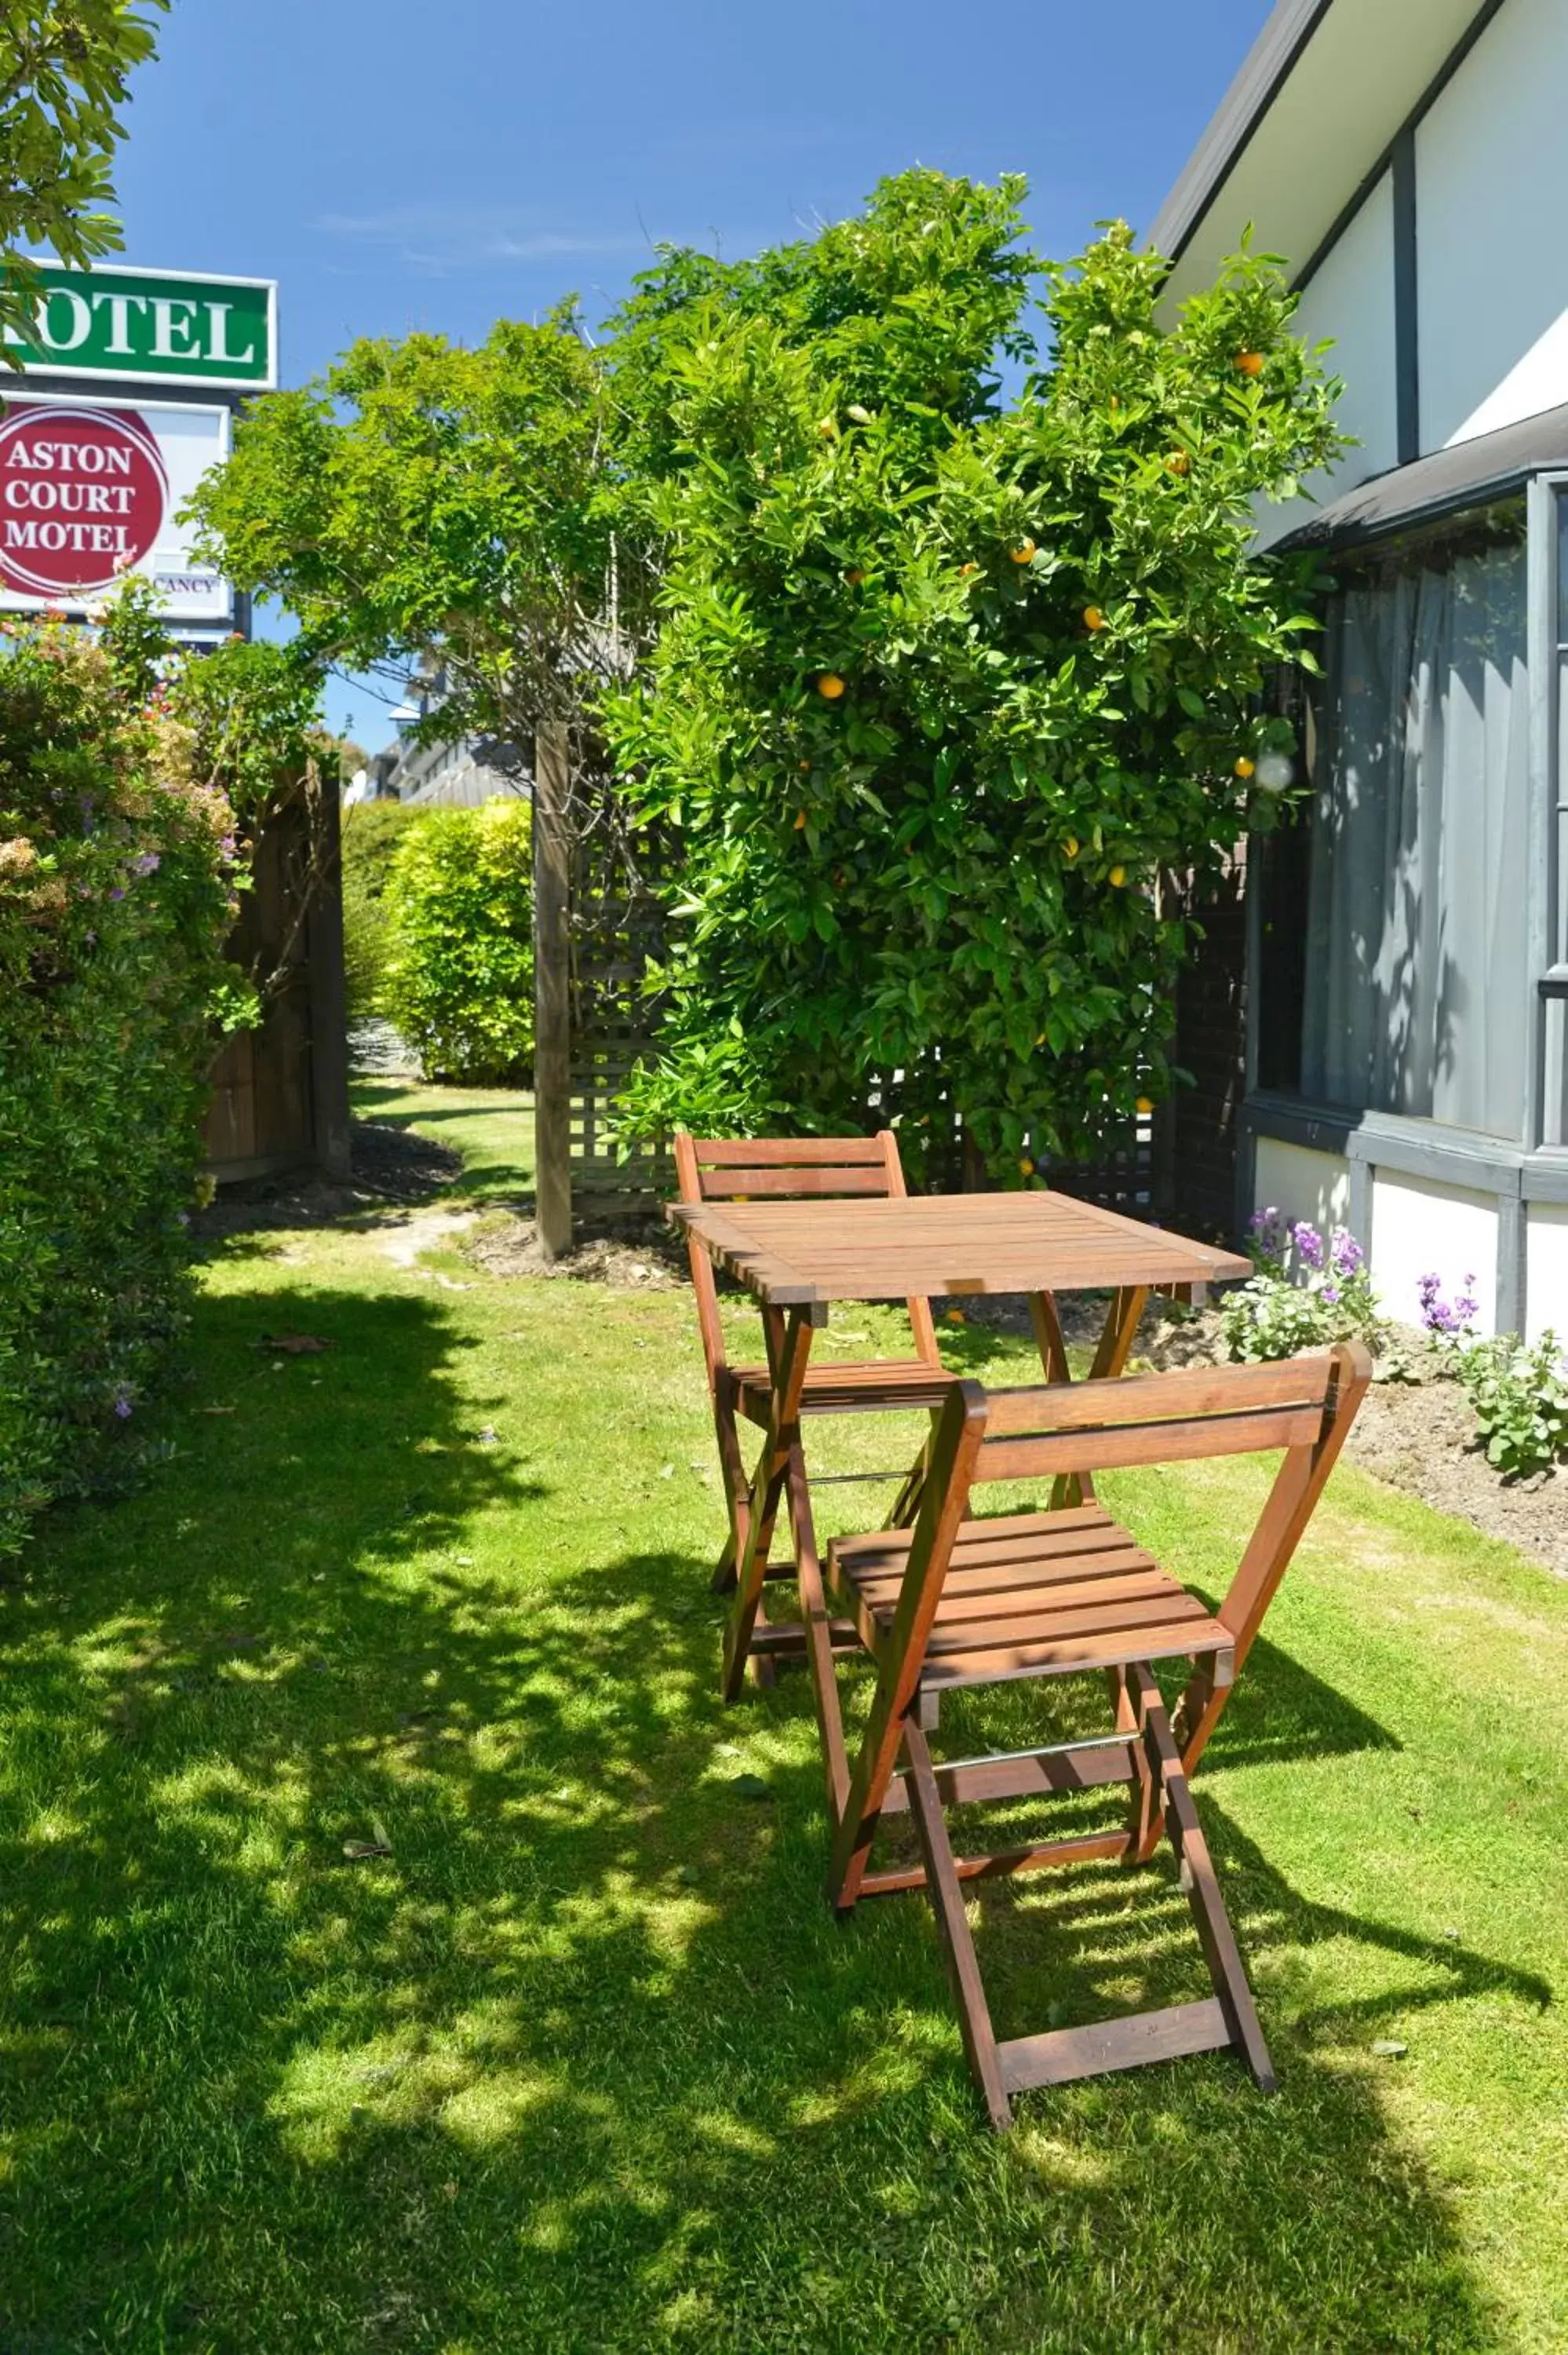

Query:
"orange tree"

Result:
[[602, 173, 1344, 1178]]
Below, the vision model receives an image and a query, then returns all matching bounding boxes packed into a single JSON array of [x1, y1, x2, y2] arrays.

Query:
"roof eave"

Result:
[[1147, 0, 1336, 261]]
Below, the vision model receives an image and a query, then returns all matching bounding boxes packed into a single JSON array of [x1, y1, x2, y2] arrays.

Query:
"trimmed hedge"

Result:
[[381, 798, 533, 1082], [341, 797, 414, 1017], [0, 601, 234, 1557]]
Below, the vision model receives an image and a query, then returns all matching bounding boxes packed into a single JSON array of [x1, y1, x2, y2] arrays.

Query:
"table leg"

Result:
[[1026, 1285, 1150, 1510], [720, 1304, 817, 1703], [1088, 1284, 1150, 1382]]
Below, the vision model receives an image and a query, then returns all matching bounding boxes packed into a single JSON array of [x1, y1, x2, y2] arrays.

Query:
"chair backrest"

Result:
[[673, 1131, 940, 1392], [873, 1345, 1370, 1738], [973, 1357, 1339, 1484]]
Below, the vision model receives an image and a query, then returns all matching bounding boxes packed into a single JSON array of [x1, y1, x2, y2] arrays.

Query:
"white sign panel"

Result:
[[0, 392, 232, 624]]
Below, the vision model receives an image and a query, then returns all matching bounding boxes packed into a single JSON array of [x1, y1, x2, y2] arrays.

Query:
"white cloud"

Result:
[[315, 206, 648, 273]]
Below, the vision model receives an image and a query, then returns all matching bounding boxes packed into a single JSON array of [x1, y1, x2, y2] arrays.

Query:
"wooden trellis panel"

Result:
[[567, 826, 670, 1216], [1037, 1104, 1170, 1221]]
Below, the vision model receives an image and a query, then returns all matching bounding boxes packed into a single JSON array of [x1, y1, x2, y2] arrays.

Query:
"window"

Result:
[[1259, 506, 1530, 1139]]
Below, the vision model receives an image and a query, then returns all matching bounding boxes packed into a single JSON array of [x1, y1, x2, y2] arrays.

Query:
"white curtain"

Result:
[[1301, 533, 1530, 1137]]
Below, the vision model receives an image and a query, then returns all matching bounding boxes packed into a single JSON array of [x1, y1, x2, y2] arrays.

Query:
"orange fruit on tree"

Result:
[[1166, 451, 1191, 476], [1064, 834, 1079, 859], [1234, 755, 1256, 780], [816, 672, 846, 699], [1009, 537, 1037, 564], [1083, 605, 1105, 632], [1136, 1096, 1154, 1115], [1233, 350, 1264, 377], [794, 809, 807, 830], [1109, 864, 1127, 886], [945, 1307, 967, 1327], [959, 560, 978, 577]]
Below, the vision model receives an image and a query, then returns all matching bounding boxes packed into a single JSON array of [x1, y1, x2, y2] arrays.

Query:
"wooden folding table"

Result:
[[668, 1191, 1249, 1810]]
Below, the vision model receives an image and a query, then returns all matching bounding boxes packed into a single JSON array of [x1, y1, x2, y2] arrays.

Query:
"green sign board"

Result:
[[4, 264, 275, 391]]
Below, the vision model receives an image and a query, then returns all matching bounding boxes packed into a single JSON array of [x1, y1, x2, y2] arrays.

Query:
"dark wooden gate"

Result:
[[203, 779, 350, 1184]]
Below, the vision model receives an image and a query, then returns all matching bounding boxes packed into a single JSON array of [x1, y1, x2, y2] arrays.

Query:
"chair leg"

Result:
[[785, 1440, 851, 1824], [1132, 1666, 1276, 2094], [902, 1719, 1011, 2131], [709, 1381, 753, 1595]]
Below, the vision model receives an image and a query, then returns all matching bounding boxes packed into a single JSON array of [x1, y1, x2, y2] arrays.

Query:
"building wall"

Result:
[[1417, 0, 1568, 447], [1243, 1144, 1568, 1342], [1526, 1205, 1568, 1345], [1253, 1139, 1351, 1237], [1290, 170, 1400, 491], [1368, 1171, 1500, 1336]]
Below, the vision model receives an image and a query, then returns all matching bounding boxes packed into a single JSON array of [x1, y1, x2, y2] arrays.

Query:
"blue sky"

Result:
[[114, 0, 1267, 748]]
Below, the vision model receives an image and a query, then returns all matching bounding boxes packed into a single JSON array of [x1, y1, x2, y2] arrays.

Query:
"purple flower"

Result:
[[130, 851, 161, 877], [1321, 1282, 1341, 1307], [1249, 1205, 1284, 1262], [112, 1389, 133, 1420], [1417, 1271, 1475, 1337], [1329, 1228, 1364, 1277], [219, 834, 237, 859], [108, 886, 124, 902], [1291, 1221, 1325, 1269]]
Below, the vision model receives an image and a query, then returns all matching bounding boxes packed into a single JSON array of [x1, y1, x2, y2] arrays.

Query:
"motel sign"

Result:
[[0, 264, 275, 631]]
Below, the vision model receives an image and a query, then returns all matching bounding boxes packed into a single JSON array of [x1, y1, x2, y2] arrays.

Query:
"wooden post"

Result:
[[533, 721, 573, 1261], [307, 780, 352, 1181]]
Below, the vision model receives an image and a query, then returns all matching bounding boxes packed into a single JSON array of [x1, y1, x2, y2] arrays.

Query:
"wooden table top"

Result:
[[667, 1192, 1250, 1309]]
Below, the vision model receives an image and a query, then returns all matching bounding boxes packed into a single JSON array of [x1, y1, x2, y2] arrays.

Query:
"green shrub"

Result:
[[1452, 1331, 1568, 1480], [0, 597, 234, 1558], [1221, 1209, 1386, 1363], [341, 798, 414, 1015], [381, 798, 533, 1081]]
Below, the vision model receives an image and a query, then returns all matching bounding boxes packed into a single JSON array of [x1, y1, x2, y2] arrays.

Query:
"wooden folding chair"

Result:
[[822, 1343, 1371, 2129], [673, 1132, 957, 1602]]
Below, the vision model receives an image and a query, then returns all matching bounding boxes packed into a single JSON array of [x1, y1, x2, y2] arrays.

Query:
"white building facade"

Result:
[[1153, 0, 1568, 1342]]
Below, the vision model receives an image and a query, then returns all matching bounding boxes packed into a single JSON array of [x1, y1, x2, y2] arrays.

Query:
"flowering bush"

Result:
[[1221, 1208, 1385, 1363], [1450, 1331, 1568, 1480], [1414, 1268, 1566, 1478], [381, 799, 533, 1082], [0, 590, 235, 1557]]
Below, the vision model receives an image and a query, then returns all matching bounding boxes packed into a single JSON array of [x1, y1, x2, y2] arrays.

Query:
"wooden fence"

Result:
[[203, 778, 350, 1185]]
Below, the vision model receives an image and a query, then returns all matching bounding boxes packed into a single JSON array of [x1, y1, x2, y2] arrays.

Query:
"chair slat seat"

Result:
[[734, 1358, 957, 1422], [830, 1507, 1233, 1685]]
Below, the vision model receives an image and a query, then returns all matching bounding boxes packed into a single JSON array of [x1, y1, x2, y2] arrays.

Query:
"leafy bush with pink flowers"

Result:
[[0, 587, 239, 1556]]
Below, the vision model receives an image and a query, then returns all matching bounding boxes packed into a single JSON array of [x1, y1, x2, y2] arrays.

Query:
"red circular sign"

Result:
[[0, 402, 168, 603]]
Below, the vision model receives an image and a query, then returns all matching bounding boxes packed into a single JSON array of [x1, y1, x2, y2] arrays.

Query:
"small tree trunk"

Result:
[[533, 722, 573, 1261]]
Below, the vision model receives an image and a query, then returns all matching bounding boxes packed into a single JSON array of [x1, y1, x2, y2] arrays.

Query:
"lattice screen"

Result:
[[567, 822, 670, 1215]]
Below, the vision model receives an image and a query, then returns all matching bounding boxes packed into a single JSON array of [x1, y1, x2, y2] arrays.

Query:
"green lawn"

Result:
[[352, 1075, 538, 1203], [2, 1084, 1565, 2352]]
